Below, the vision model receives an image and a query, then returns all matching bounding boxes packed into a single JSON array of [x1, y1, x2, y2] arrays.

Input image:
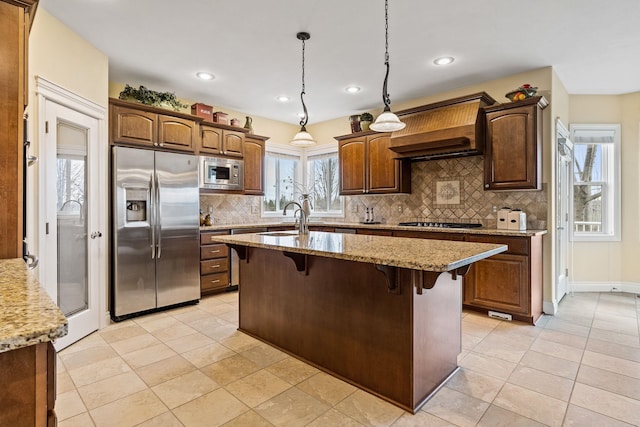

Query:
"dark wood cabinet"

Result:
[[110, 100, 197, 152], [0, 341, 57, 426], [199, 125, 245, 157], [483, 96, 548, 191], [157, 115, 197, 151], [463, 234, 543, 324], [200, 231, 231, 295], [392, 230, 465, 241], [0, 0, 36, 259], [336, 131, 410, 195], [243, 135, 267, 195]]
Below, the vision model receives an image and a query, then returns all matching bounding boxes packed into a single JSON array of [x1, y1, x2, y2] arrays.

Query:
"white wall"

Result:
[[569, 93, 640, 292]]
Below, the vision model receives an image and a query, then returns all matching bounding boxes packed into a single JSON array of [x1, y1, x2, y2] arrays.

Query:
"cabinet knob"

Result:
[[484, 184, 489, 189], [153, 143, 158, 147]]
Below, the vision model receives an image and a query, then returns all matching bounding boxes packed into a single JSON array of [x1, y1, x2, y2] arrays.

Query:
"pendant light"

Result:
[[290, 32, 316, 146], [370, 0, 406, 132]]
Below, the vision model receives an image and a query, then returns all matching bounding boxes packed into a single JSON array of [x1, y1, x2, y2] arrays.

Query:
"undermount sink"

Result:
[[258, 231, 300, 237]]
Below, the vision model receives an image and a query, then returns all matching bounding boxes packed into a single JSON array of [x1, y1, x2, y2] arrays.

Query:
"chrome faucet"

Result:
[[60, 199, 84, 221], [283, 201, 309, 234]]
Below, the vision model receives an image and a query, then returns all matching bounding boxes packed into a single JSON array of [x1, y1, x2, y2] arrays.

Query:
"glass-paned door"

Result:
[[56, 124, 88, 316], [42, 98, 102, 351]]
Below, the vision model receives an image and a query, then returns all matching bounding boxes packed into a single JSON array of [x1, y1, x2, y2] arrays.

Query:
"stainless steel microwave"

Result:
[[199, 156, 244, 191]]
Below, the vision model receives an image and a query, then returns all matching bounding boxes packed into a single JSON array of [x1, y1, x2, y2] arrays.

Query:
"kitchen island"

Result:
[[213, 231, 506, 413], [0, 258, 68, 426]]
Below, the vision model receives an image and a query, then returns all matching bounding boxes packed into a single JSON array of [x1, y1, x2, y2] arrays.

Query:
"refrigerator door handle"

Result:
[[150, 173, 155, 259], [156, 171, 162, 259]]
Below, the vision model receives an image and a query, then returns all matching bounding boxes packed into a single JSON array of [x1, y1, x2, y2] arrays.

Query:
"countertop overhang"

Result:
[[0, 259, 68, 353], [212, 231, 506, 272], [200, 221, 547, 237]]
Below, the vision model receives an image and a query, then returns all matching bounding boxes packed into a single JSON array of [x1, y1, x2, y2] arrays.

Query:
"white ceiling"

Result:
[[40, 0, 640, 125]]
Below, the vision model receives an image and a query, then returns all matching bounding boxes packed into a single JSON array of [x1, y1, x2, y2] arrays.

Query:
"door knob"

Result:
[[90, 231, 103, 239]]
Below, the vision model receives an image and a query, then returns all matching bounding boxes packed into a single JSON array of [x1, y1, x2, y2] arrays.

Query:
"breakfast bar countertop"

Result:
[[200, 221, 548, 237], [0, 259, 68, 353], [212, 231, 507, 272]]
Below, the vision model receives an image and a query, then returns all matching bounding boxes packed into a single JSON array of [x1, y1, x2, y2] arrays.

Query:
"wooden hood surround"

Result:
[[389, 92, 497, 160]]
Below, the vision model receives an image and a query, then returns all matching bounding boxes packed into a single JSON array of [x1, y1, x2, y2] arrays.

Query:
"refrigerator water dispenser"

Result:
[[125, 188, 147, 222]]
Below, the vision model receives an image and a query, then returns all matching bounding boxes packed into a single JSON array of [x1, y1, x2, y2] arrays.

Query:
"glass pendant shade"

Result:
[[370, 110, 406, 132], [290, 32, 316, 146], [290, 127, 316, 146]]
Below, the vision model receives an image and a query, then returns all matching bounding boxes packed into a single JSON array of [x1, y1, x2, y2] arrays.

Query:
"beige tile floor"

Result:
[[56, 291, 640, 427]]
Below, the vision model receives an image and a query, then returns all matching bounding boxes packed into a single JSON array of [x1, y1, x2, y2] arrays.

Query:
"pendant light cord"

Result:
[[299, 34, 309, 129], [381, 0, 392, 112]]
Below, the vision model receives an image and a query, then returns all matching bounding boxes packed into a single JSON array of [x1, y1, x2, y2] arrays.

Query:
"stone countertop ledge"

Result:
[[0, 259, 68, 353], [200, 221, 547, 237], [212, 231, 507, 272]]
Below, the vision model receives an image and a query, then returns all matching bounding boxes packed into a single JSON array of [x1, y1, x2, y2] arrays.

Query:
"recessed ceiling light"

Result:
[[345, 86, 361, 94], [276, 95, 290, 102], [433, 56, 455, 66], [195, 71, 215, 80]]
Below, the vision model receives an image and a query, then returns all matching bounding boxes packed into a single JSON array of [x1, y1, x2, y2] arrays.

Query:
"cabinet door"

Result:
[[367, 134, 401, 193], [339, 137, 366, 194], [200, 125, 223, 154], [158, 115, 196, 152], [243, 137, 265, 195], [484, 103, 541, 190], [0, 1, 25, 258], [463, 253, 530, 316], [223, 131, 245, 157], [111, 105, 157, 147]]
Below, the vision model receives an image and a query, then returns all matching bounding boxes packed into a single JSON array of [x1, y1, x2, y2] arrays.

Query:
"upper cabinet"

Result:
[[243, 135, 267, 195], [198, 125, 245, 157], [483, 96, 548, 191], [110, 99, 197, 152], [336, 131, 411, 195]]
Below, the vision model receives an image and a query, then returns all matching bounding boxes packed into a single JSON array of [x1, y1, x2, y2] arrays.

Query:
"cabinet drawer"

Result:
[[200, 231, 230, 245], [201, 272, 229, 292], [200, 258, 229, 275], [200, 244, 229, 260], [466, 235, 528, 255]]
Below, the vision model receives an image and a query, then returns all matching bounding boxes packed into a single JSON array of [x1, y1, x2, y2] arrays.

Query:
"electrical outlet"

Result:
[[208, 206, 213, 214], [351, 205, 358, 213], [492, 205, 498, 213], [251, 205, 258, 214], [397, 204, 403, 213]]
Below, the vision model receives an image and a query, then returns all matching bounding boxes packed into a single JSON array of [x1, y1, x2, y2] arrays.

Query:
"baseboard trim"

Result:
[[568, 281, 640, 295], [544, 282, 639, 316]]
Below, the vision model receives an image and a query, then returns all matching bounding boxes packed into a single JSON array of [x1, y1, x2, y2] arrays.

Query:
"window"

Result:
[[306, 151, 342, 215], [263, 151, 301, 215], [262, 143, 344, 217], [570, 124, 620, 241]]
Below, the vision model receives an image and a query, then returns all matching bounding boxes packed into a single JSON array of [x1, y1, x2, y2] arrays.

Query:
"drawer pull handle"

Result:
[[210, 250, 220, 254], [211, 264, 220, 269], [210, 280, 220, 284]]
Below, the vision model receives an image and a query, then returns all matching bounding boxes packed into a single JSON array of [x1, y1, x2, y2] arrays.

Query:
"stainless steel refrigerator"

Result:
[[112, 146, 200, 320]]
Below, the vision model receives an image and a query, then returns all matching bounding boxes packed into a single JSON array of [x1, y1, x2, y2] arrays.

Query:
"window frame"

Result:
[[261, 143, 303, 218], [570, 124, 621, 242], [303, 142, 344, 218], [261, 141, 344, 219]]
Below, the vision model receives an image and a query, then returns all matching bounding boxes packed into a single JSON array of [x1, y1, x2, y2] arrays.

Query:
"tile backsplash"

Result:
[[201, 156, 547, 230]]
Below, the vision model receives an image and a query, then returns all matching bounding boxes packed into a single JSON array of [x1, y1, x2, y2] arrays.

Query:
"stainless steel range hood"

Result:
[[389, 92, 497, 160]]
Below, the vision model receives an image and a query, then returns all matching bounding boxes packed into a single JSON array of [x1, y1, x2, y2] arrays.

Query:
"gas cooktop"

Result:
[[398, 221, 483, 229]]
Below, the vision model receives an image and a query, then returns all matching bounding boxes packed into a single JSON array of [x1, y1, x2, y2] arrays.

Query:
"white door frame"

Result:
[[555, 119, 573, 307], [34, 77, 109, 335]]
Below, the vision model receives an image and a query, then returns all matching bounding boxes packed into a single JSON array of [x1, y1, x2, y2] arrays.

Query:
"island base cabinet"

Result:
[[237, 246, 462, 413], [0, 342, 56, 427], [463, 234, 543, 324]]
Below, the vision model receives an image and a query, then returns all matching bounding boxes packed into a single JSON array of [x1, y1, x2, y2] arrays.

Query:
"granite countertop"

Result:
[[212, 231, 507, 272], [0, 259, 68, 353], [200, 221, 547, 237]]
